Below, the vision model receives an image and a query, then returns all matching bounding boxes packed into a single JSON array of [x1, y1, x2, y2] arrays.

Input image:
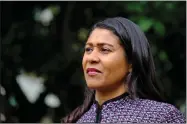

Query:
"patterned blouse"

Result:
[[77, 93, 186, 123]]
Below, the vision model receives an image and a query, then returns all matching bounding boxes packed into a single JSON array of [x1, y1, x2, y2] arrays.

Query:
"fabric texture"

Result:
[[77, 93, 186, 123]]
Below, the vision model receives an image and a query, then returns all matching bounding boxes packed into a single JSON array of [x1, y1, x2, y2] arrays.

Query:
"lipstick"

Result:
[[86, 68, 101, 76]]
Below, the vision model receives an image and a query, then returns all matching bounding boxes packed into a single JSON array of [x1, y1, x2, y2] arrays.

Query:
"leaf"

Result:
[[78, 28, 89, 41], [137, 17, 153, 32], [9, 96, 18, 107], [154, 21, 165, 36], [166, 2, 175, 10], [159, 50, 168, 61], [129, 16, 139, 22], [49, 5, 61, 16], [126, 2, 144, 13]]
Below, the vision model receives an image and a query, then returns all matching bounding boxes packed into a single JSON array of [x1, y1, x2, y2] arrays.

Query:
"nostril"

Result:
[[90, 60, 98, 64], [90, 57, 100, 63]]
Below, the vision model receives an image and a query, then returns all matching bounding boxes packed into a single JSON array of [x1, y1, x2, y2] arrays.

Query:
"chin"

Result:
[[87, 83, 104, 90], [86, 82, 103, 90]]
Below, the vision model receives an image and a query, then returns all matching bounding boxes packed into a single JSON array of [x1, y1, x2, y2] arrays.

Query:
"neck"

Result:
[[95, 84, 128, 106]]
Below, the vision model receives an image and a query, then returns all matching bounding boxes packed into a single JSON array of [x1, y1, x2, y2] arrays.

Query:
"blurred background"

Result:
[[0, 1, 186, 123]]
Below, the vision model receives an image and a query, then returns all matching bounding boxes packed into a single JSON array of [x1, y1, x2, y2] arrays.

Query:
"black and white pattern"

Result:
[[77, 94, 186, 123]]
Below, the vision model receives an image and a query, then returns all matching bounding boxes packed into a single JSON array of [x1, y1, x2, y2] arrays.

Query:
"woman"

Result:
[[62, 17, 186, 123]]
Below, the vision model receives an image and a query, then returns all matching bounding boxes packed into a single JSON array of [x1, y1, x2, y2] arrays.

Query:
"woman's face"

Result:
[[82, 28, 131, 91]]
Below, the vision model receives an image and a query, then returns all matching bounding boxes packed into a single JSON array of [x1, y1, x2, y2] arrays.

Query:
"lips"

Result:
[[86, 68, 101, 75]]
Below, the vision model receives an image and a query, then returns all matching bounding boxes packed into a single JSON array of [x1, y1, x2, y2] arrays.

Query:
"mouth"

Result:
[[86, 68, 101, 76]]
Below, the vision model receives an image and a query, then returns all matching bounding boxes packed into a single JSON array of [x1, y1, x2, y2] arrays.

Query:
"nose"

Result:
[[87, 49, 100, 63]]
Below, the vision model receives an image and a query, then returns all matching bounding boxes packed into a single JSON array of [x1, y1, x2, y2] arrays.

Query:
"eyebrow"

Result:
[[85, 42, 114, 47]]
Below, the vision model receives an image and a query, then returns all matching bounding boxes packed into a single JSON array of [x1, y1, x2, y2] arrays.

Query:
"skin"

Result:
[[82, 28, 132, 105]]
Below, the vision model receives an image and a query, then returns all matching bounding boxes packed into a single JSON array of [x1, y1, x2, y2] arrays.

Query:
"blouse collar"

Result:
[[93, 92, 129, 107]]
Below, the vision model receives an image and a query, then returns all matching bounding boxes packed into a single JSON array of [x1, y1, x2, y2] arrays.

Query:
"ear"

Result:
[[128, 64, 132, 73]]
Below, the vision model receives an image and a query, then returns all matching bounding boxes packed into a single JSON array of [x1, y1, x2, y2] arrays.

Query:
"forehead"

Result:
[[86, 28, 121, 46]]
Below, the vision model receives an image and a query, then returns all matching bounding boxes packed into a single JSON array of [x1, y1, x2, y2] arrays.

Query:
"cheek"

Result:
[[103, 56, 128, 79], [82, 55, 86, 69]]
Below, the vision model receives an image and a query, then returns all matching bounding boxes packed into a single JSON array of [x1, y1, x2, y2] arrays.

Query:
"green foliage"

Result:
[[159, 50, 168, 62], [49, 5, 61, 16], [78, 28, 89, 42], [9, 96, 18, 107], [153, 20, 165, 36], [126, 2, 144, 13], [137, 17, 153, 32]]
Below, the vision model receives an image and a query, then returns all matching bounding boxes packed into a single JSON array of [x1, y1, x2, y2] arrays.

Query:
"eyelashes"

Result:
[[84, 47, 92, 52], [84, 47, 112, 54]]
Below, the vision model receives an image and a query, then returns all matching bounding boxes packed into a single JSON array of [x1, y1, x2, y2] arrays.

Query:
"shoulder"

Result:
[[126, 98, 186, 123]]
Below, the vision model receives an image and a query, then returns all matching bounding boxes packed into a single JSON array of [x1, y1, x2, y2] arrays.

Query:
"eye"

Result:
[[100, 47, 111, 54], [84, 47, 93, 53]]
